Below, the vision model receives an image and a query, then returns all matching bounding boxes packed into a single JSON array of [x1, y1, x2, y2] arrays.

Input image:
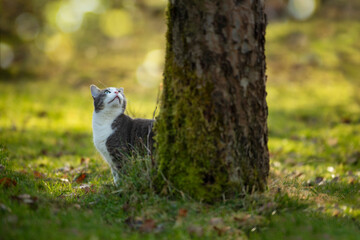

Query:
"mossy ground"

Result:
[[1, 19, 360, 239]]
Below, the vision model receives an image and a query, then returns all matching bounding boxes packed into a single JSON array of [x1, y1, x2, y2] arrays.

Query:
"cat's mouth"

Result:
[[108, 96, 121, 104]]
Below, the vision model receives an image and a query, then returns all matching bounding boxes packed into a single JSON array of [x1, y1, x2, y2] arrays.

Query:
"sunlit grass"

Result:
[[1, 19, 360, 240]]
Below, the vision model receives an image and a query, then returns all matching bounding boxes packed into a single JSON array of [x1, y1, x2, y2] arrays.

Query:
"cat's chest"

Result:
[[92, 114, 115, 163]]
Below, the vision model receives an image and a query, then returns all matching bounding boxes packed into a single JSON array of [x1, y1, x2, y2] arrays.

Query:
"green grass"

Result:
[[1, 19, 360, 239]]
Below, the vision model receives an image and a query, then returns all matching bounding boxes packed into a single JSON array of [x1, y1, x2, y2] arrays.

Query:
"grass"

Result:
[[1, 19, 360, 239]]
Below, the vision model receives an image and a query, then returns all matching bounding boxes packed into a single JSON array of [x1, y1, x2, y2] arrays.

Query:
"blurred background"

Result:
[[1, 0, 359, 101], [0, 0, 359, 143], [1, 0, 360, 95], [0, 0, 167, 95]]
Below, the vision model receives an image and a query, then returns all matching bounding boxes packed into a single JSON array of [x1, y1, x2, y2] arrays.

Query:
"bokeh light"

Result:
[[288, 0, 316, 21], [44, 33, 74, 63], [56, 3, 84, 33], [100, 9, 133, 38], [15, 13, 40, 41], [0, 43, 15, 69], [55, 0, 101, 33], [136, 49, 164, 88]]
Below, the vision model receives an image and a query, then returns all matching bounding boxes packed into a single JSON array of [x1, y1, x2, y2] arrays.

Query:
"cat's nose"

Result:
[[114, 91, 118, 94]]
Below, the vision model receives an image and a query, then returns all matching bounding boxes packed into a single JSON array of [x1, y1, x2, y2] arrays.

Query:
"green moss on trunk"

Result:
[[155, 0, 269, 202]]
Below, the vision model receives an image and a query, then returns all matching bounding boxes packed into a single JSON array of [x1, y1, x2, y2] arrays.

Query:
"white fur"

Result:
[[92, 87, 125, 185]]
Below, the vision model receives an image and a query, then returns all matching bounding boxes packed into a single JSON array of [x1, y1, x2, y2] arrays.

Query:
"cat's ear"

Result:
[[119, 87, 124, 93], [90, 85, 101, 98]]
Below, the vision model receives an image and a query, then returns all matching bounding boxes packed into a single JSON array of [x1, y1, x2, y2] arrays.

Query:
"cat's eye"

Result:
[[104, 90, 111, 94]]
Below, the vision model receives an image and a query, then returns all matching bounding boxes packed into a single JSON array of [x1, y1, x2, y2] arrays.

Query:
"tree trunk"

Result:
[[155, 0, 269, 202]]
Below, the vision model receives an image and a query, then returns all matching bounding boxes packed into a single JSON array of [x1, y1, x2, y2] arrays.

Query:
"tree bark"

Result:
[[155, 0, 269, 202]]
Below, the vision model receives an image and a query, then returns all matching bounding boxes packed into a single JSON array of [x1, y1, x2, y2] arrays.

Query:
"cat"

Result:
[[90, 85, 155, 185]]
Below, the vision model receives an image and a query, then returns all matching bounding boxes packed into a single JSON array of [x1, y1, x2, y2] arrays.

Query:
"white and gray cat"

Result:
[[90, 85, 155, 185]]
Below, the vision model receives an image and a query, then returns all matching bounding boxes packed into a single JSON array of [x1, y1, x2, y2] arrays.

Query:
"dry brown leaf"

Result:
[[234, 214, 251, 224], [233, 214, 266, 228], [0, 177, 17, 188], [213, 225, 231, 236], [80, 157, 90, 166], [33, 170, 45, 179], [74, 173, 87, 183], [139, 219, 157, 233], [178, 208, 188, 217]]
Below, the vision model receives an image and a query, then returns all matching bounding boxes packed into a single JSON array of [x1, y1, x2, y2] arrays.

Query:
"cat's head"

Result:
[[90, 85, 127, 114]]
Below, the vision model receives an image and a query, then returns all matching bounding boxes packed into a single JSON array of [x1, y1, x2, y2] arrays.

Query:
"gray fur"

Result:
[[106, 114, 155, 171], [92, 86, 154, 172]]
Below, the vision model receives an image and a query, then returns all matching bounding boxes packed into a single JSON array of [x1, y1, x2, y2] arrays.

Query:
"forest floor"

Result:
[[1, 20, 360, 240]]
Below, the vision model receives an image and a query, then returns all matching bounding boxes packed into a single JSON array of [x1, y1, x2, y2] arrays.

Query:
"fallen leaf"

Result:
[[213, 225, 231, 236], [0, 177, 17, 188], [33, 170, 45, 179], [187, 225, 203, 237], [139, 219, 157, 233], [234, 214, 251, 224], [73, 173, 87, 183], [233, 214, 266, 228], [178, 208, 188, 217], [209, 217, 224, 226], [80, 157, 90, 166]]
